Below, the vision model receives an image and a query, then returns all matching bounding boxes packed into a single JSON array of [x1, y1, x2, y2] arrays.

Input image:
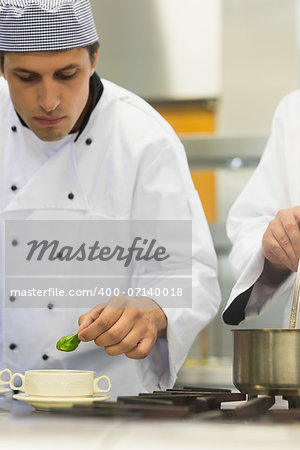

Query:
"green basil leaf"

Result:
[[56, 333, 80, 352]]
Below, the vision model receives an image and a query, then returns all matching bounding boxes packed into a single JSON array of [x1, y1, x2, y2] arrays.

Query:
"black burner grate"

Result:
[[48, 387, 300, 422]]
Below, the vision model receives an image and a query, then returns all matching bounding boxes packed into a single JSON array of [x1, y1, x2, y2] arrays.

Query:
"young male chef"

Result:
[[223, 89, 300, 327], [0, 0, 221, 398]]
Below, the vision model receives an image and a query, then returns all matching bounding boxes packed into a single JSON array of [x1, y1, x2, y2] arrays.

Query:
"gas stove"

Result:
[[49, 387, 300, 422]]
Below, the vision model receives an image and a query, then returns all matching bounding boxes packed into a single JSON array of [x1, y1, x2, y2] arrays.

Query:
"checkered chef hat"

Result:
[[0, 0, 99, 51]]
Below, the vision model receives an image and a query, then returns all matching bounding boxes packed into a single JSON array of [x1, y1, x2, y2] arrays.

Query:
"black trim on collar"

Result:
[[75, 72, 103, 142], [16, 72, 104, 142]]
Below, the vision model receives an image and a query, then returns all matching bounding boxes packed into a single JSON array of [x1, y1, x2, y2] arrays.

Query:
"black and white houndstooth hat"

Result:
[[0, 0, 99, 51]]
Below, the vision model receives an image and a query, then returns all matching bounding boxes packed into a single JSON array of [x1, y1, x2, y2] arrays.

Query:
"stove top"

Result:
[[49, 387, 300, 422]]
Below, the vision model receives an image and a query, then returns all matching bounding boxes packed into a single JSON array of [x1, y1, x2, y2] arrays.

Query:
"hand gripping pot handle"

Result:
[[0, 368, 12, 385], [93, 375, 111, 394], [10, 373, 25, 391]]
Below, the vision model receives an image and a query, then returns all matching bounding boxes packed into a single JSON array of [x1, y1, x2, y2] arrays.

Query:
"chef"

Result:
[[0, 0, 221, 398], [223, 89, 300, 327]]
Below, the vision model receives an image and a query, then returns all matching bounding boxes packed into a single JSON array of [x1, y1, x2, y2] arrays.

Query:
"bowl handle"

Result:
[[10, 373, 25, 391], [0, 368, 12, 386], [93, 375, 111, 394]]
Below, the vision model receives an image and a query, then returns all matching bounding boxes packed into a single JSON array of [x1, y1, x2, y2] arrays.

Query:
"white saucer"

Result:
[[0, 388, 10, 395], [13, 393, 110, 411]]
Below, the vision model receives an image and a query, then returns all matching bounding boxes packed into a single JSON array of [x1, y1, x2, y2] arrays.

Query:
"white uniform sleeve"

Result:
[[223, 94, 297, 325], [131, 139, 221, 391]]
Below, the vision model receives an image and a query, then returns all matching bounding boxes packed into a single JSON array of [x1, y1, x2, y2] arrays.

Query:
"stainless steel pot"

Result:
[[232, 328, 300, 395]]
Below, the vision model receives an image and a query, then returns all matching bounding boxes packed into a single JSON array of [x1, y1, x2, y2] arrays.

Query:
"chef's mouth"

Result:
[[34, 116, 66, 126]]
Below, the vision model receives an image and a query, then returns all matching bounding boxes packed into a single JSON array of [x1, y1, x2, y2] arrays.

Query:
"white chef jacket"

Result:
[[0, 76, 221, 399], [223, 89, 300, 327]]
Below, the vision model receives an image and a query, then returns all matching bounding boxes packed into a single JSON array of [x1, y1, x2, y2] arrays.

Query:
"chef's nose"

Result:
[[38, 80, 60, 112]]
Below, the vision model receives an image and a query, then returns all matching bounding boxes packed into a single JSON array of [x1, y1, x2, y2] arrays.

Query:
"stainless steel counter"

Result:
[[1, 392, 300, 450]]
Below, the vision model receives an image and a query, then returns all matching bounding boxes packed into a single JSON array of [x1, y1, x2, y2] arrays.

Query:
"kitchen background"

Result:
[[90, 0, 300, 387]]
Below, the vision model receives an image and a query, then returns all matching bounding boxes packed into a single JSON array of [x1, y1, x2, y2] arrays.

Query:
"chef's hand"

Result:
[[262, 206, 300, 274], [77, 296, 167, 359]]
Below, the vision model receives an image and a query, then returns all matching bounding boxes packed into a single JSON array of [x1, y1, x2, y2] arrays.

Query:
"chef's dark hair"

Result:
[[85, 41, 100, 65], [0, 52, 4, 73], [0, 41, 99, 73]]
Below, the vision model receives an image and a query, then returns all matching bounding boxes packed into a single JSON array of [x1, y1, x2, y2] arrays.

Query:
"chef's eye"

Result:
[[17, 74, 38, 82], [56, 70, 77, 80]]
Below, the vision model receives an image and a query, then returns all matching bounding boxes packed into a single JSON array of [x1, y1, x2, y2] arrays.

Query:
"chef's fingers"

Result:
[[125, 336, 156, 360], [78, 296, 145, 341], [96, 303, 165, 350], [77, 306, 103, 334], [279, 208, 300, 256], [94, 312, 134, 347], [104, 324, 155, 359], [262, 223, 297, 272], [269, 209, 300, 270], [77, 304, 105, 334], [78, 307, 123, 342]]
